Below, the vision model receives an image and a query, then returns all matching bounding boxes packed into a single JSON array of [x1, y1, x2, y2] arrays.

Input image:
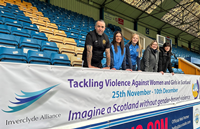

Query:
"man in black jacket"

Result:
[[82, 20, 110, 69]]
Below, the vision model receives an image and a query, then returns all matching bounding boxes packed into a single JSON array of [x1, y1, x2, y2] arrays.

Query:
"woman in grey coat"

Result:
[[140, 40, 159, 72]]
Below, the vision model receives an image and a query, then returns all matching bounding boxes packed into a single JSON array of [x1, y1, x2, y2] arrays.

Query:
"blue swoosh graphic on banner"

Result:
[[2, 84, 59, 113]]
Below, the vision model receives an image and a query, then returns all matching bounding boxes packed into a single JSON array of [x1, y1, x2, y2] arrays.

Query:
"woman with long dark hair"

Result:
[[158, 42, 174, 75], [110, 31, 127, 70]]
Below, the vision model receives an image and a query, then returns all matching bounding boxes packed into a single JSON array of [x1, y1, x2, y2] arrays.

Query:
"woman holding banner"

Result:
[[158, 42, 174, 75], [110, 31, 127, 70], [140, 40, 159, 72], [125, 34, 142, 71]]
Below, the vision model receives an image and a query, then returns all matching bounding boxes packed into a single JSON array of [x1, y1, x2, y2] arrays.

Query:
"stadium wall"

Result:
[[137, 24, 157, 40]]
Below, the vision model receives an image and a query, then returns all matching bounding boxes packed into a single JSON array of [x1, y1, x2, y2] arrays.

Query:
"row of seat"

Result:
[[0, 47, 83, 66]]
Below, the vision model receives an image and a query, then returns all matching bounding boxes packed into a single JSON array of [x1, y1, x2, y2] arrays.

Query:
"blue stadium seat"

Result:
[[10, 27, 30, 38], [70, 28, 80, 34], [4, 18, 22, 28], [51, 19, 61, 25], [0, 33, 18, 46], [51, 53, 70, 66], [22, 23, 39, 31], [80, 31, 88, 36], [101, 58, 106, 68], [0, 44, 17, 49], [81, 27, 89, 33], [78, 35, 86, 41], [0, 47, 27, 63], [22, 47, 39, 55], [30, 31, 48, 41], [62, 22, 72, 28], [71, 24, 80, 29], [76, 40, 85, 47], [172, 68, 178, 73], [57, 25, 70, 32], [27, 51, 51, 65], [16, 15, 31, 23], [19, 37, 41, 49], [0, 17, 3, 24], [171, 58, 175, 67], [41, 41, 59, 52], [0, 6, 10, 12], [54, 16, 64, 21], [0, 25, 10, 34], [11, 10, 25, 16], [0, 11, 16, 19], [43, 50, 58, 57], [177, 68, 184, 74], [7, 3, 19, 10], [66, 32, 78, 39]]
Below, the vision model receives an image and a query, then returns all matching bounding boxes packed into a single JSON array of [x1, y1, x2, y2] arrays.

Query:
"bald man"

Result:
[[82, 20, 110, 69]]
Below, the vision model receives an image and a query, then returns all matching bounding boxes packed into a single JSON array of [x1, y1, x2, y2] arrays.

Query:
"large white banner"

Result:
[[0, 63, 199, 129]]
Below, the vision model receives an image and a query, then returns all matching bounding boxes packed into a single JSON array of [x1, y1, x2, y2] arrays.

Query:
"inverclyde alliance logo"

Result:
[[2, 84, 59, 113], [194, 108, 200, 125], [192, 80, 199, 99]]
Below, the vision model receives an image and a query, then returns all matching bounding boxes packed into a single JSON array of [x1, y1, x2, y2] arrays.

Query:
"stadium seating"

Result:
[[31, 19, 46, 26], [41, 41, 59, 52], [46, 34, 64, 43], [22, 22, 39, 31], [19, 37, 40, 50], [54, 29, 66, 37], [0, 11, 16, 19], [51, 53, 70, 66], [71, 55, 82, 67], [27, 51, 51, 65], [0, 25, 10, 34], [38, 26, 54, 35], [10, 27, 30, 37], [63, 38, 77, 46], [0, 33, 18, 46], [4, 18, 22, 28], [0, 47, 27, 63], [30, 31, 48, 41], [75, 47, 84, 56], [17, 15, 31, 23]]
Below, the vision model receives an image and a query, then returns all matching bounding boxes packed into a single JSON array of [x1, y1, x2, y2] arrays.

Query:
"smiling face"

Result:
[[151, 42, 158, 50], [132, 34, 139, 45], [164, 46, 170, 52], [115, 33, 122, 44], [95, 21, 105, 35]]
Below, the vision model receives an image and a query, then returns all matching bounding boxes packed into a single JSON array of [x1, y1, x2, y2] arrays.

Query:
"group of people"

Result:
[[82, 20, 174, 75]]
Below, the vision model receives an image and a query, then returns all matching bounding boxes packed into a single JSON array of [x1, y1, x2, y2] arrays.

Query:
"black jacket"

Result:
[[140, 45, 159, 72], [158, 47, 173, 73]]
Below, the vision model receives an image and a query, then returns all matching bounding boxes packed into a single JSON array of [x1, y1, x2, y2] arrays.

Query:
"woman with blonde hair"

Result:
[[140, 40, 159, 72], [125, 33, 142, 71]]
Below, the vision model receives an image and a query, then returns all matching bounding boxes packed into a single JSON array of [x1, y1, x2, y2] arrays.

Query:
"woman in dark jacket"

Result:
[[110, 31, 126, 70], [140, 40, 159, 72], [158, 42, 174, 75]]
